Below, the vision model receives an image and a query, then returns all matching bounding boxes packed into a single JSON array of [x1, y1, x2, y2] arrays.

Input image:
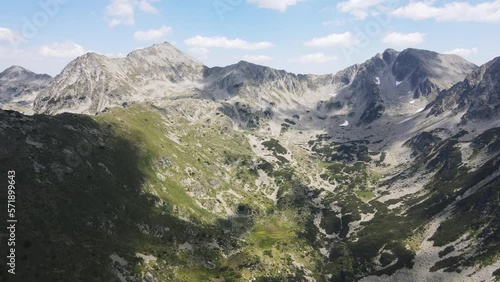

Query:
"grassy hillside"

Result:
[[0, 104, 498, 281]]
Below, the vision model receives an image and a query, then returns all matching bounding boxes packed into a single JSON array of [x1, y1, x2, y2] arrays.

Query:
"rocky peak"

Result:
[[0, 66, 51, 82], [34, 42, 210, 114], [382, 48, 399, 64], [392, 48, 477, 98], [0, 66, 52, 112], [203, 60, 312, 100], [429, 56, 500, 122], [127, 42, 204, 68]]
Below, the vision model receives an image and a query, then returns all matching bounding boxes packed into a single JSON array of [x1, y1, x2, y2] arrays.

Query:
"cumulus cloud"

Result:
[[382, 32, 426, 46], [39, 41, 86, 58], [0, 27, 24, 45], [337, 0, 388, 19], [392, 0, 500, 23], [133, 25, 172, 41], [246, 0, 299, 12], [444, 47, 479, 57], [242, 55, 273, 62], [136, 0, 160, 13], [184, 36, 273, 50], [304, 32, 359, 47], [105, 0, 160, 27], [0, 46, 69, 75], [293, 53, 338, 63]]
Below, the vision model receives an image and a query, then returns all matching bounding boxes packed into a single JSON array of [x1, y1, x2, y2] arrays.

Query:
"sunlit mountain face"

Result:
[[0, 41, 499, 281]]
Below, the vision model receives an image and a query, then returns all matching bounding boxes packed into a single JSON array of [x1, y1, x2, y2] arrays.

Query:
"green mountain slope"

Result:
[[1, 101, 499, 281]]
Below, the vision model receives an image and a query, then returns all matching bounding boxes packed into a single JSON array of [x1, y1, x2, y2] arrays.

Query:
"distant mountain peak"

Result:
[[429, 55, 500, 122], [0, 66, 51, 81], [382, 48, 399, 63], [1, 66, 34, 79], [235, 60, 251, 66], [0, 66, 52, 110], [127, 42, 204, 67], [33, 42, 209, 114], [4, 65, 30, 72], [28, 44, 479, 117]]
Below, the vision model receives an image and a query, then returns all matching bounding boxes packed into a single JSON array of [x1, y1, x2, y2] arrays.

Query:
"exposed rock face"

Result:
[[0, 66, 52, 112], [392, 49, 477, 99], [1, 44, 500, 282], [27, 45, 476, 126], [429, 57, 500, 123], [203, 60, 315, 100], [317, 48, 476, 125], [33, 43, 206, 114]]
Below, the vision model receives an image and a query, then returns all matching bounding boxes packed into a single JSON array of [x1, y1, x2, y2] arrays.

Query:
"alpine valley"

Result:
[[1, 43, 499, 282]]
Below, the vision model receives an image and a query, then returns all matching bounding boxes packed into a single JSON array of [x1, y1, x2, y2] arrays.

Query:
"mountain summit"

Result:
[[30, 43, 477, 120], [1, 42, 500, 281], [315, 48, 477, 125], [33, 43, 207, 114], [0, 66, 52, 112], [429, 56, 500, 122]]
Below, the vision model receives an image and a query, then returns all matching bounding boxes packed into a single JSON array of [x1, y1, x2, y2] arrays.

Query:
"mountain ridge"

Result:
[[0, 42, 499, 281], [19, 43, 475, 121], [429, 56, 500, 123], [0, 65, 52, 113]]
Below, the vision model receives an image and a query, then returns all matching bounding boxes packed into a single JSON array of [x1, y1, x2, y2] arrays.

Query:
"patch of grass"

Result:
[[250, 218, 295, 249], [262, 139, 288, 155], [355, 189, 374, 201], [493, 268, 500, 280]]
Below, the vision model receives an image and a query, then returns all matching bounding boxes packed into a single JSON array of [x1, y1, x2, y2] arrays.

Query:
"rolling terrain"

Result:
[[0, 43, 499, 281]]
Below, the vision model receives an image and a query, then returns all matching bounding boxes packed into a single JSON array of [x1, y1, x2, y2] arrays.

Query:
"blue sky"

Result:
[[0, 0, 499, 76]]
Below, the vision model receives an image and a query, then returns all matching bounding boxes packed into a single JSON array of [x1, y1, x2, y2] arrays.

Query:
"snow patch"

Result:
[[375, 77, 380, 85], [340, 120, 349, 127], [396, 81, 402, 86]]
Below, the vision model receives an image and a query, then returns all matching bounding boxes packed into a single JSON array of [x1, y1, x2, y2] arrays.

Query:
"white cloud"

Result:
[[382, 32, 426, 46], [294, 53, 338, 64], [184, 36, 273, 50], [133, 25, 172, 41], [0, 27, 24, 45], [0, 46, 64, 75], [246, 0, 299, 12], [337, 0, 386, 11], [242, 55, 273, 62], [39, 41, 86, 58], [304, 32, 359, 47], [137, 0, 160, 13], [392, 0, 500, 23], [444, 47, 479, 57], [337, 0, 388, 19], [105, 0, 160, 27]]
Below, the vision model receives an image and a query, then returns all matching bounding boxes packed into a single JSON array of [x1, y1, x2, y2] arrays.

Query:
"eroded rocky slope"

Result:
[[0, 66, 52, 113], [0, 44, 498, 281]]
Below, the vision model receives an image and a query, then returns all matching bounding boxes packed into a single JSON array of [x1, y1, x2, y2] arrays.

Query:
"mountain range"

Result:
[[0, 66, 51, 113], [0, 43, 499, 282]]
